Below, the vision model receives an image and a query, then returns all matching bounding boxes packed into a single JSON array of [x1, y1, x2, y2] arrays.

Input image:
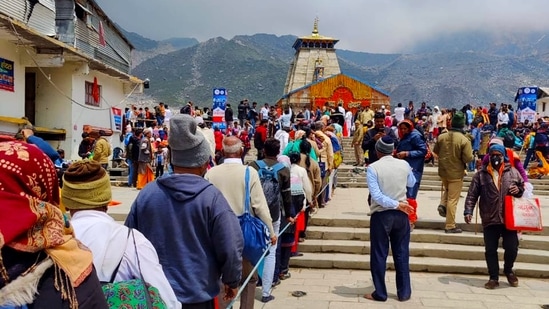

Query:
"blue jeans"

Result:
[[523, 148, 534, 169], [370, 210, 411, 301], [262, 220, 280, 297], [127, 159, 136, 187]]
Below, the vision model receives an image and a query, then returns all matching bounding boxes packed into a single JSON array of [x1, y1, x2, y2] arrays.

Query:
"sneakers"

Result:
[[505, 272, 519, 287], [445, 228, 463, 234], [279, 272, 291, 280], [437, 205, 447, 217], [484, 279, 499, 289], [261, 295, 275, 303]]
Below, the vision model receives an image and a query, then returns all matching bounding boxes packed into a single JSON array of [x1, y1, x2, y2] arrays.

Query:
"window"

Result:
[[85, 81, 101, 107]]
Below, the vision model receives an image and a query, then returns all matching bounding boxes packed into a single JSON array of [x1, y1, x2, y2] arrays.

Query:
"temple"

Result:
[[278, 18, 390, 112]]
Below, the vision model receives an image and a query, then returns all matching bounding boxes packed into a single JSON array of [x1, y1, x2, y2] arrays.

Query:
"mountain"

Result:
[[118, 26, 199, 67], [129, 31, 549, 110]]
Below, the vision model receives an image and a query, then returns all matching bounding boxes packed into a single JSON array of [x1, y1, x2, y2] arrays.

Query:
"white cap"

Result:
[[156, 138, 161, 142], [381, 105, 385, 109], [194, 116, 204, 125]]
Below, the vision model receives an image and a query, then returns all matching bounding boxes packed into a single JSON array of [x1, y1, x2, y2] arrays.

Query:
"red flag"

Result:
[[92, 77, 99, 103], [98, 21, 106, 47]]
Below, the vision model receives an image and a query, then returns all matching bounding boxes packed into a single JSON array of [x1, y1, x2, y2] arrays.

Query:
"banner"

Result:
[[0, 57, 14, 92], [516, 87, 537, 123], [111, 107, 123, 132], [212, 88, 227, 130]]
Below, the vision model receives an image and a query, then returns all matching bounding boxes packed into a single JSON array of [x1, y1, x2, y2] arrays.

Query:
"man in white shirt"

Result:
[[394, 103, 406, 123], [205, 136, 276, 306], [62, 160, 180, 309], [163, 104, 173, 128], [260, 103, 270, 121], [497, 106, 509, 129], [274, 126, 290, 154]]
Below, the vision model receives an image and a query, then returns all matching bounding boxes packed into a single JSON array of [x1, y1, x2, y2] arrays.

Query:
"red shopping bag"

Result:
[[504, 196, 543, 231], [407, 198, 418, 224]]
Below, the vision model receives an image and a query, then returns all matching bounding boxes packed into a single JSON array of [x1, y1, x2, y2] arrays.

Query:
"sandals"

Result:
[[291, 291, 307, 297]]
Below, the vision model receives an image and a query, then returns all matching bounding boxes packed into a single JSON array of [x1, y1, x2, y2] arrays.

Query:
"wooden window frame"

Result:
[[85, 81, 101, 107]]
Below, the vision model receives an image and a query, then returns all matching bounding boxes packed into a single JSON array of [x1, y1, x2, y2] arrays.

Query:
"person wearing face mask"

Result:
[[463, 143, 525, 290]]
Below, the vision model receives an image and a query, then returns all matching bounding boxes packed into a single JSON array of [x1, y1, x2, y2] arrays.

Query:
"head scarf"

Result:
[[397, 119, 414, 139], [0, 141, 92, 289]]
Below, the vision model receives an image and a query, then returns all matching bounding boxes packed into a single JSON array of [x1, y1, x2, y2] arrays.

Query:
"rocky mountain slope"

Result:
[[126, 30, 549, 110]]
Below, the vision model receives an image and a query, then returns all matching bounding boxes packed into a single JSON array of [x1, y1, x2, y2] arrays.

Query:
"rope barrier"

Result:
[[226, 206, 309, 308]]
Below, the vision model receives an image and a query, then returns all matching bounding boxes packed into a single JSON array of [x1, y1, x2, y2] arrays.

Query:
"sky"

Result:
[[94, 0, 549, 53]]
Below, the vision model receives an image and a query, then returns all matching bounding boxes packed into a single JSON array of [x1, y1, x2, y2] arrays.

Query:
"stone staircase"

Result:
[[290, 217, 549, 278]]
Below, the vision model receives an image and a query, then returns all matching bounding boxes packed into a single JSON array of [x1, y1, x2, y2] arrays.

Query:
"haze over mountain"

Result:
[[126, 29, 549, 110]]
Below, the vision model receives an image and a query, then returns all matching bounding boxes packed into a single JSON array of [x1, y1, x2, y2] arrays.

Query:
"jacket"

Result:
[[396, 129, 427, 175], [433, 130, 473, 180], [362, 127, 398, 163], [464, 163, 524, 227], [125, 174, 243, 304], [92, 137, 112, 164], [352, 124, 364, 145], [0, 246, 107, 309], [297, 153, 322, 199]]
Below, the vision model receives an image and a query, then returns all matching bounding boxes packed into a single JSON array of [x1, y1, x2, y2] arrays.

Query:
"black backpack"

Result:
[[503, 130, 516, 148], [255, 160, 285, 222]]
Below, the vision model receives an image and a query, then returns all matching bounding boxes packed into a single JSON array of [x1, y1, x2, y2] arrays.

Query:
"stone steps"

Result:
[[298, 239, 549, 265], [289, 253, 549, 278], [290, 223, 549, 278]]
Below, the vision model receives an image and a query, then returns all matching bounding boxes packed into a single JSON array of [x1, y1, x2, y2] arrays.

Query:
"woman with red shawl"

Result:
[[0, 140, 107, 308]]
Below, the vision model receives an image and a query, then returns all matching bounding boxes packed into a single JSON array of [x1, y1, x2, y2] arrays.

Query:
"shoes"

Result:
[[505, 272, 519, 287], [272, 279, 281, 287], [445, 228, 463, 234], [437, 205, 447, 217], [298, 237, 305, 243], [261, 295, 275, 303], [290, 252, 304, 257], [279, 272, 291, 280], [484, 279, 499, 289]]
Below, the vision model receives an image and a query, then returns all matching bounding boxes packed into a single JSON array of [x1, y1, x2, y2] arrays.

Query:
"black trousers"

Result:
[[483, 224, 519, 280]]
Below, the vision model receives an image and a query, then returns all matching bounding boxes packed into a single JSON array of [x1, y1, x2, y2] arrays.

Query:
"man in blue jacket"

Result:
[[126, 114, 244, 308]]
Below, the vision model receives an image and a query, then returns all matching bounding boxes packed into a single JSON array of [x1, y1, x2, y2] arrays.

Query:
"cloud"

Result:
[[95, 0, 549, 53]]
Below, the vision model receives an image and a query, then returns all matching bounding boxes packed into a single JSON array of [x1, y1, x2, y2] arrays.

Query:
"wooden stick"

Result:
[[474, 201, 479, 235]]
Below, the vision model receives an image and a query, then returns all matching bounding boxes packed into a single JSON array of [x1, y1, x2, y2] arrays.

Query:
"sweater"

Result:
[[204, 159, 275, 236], [290, 164, 313, 203], [433, 130, 473, 180], [92, 137, 111, 164], [125, 174, 243, 304]]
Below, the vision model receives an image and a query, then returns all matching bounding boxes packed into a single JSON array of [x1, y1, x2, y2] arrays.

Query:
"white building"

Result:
[[0, 0, 142, 161]]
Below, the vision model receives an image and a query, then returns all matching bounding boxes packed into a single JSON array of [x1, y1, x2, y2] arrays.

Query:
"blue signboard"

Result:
[[0, 57, 14, 92], [516, 87, 537, 122], [212, 88, 227, 130]]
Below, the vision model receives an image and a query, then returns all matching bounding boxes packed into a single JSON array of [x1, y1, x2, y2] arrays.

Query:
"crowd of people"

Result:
[[1, 97, 547, 308]]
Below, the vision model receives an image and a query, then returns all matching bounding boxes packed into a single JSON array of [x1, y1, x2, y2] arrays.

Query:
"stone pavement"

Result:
[[108, 178, 549, 308], [234, 268, 549, 309]]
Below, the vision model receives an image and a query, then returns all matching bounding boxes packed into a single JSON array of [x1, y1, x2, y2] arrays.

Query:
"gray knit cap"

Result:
[[375, 136, 394, 155], [169, 114, 210, 168]]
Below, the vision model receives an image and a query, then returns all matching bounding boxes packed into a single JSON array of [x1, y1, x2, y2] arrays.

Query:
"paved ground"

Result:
[[108, 167, 549, 308]]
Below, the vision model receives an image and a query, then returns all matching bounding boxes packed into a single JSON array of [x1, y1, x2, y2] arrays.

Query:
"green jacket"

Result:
[[433, 130, 473, 180]]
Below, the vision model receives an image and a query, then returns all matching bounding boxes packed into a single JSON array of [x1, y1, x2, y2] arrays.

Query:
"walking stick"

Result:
[[474, 200, 479, 235]]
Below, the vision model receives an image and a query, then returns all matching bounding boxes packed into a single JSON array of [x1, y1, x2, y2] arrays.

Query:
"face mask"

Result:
[[490, 155, 502, 168]]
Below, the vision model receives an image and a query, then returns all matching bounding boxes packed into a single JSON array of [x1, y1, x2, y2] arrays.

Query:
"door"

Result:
[[25, 73, 36, 125]]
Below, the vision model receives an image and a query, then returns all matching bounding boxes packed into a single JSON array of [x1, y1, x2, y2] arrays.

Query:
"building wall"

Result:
[[0, 39, 26, 134], [70, 71, 126, 160], [284, 48, 341, 94], [0, 0, 56, 36]]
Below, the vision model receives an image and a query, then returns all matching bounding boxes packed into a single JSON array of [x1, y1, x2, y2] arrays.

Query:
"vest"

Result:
[[368, 156, 410, 215]]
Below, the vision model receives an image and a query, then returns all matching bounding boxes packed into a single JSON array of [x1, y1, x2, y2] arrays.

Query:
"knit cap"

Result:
[[375, 136, 394, 155], [62, 160, 112, 209], [451, 111, 466, 129], [169, 114, 211, 168]]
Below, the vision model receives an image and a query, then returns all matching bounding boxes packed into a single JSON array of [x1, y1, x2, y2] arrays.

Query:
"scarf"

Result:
[[0, 141, 93, 300]]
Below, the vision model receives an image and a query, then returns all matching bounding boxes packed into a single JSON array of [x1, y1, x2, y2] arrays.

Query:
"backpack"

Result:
[[255, 160, 285, 222], [503, 130, 516, 148]]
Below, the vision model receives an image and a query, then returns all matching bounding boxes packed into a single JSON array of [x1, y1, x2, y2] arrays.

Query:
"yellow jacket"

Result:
[[93, 137, 112, 164]]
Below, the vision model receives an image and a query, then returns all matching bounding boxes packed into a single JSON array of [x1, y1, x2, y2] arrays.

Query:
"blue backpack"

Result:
[[256, 160, 285, 222]]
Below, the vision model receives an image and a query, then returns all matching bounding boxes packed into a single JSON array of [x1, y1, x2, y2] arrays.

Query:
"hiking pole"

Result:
[[226, 208, 307, 308], [474, 201, 479, 235]]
